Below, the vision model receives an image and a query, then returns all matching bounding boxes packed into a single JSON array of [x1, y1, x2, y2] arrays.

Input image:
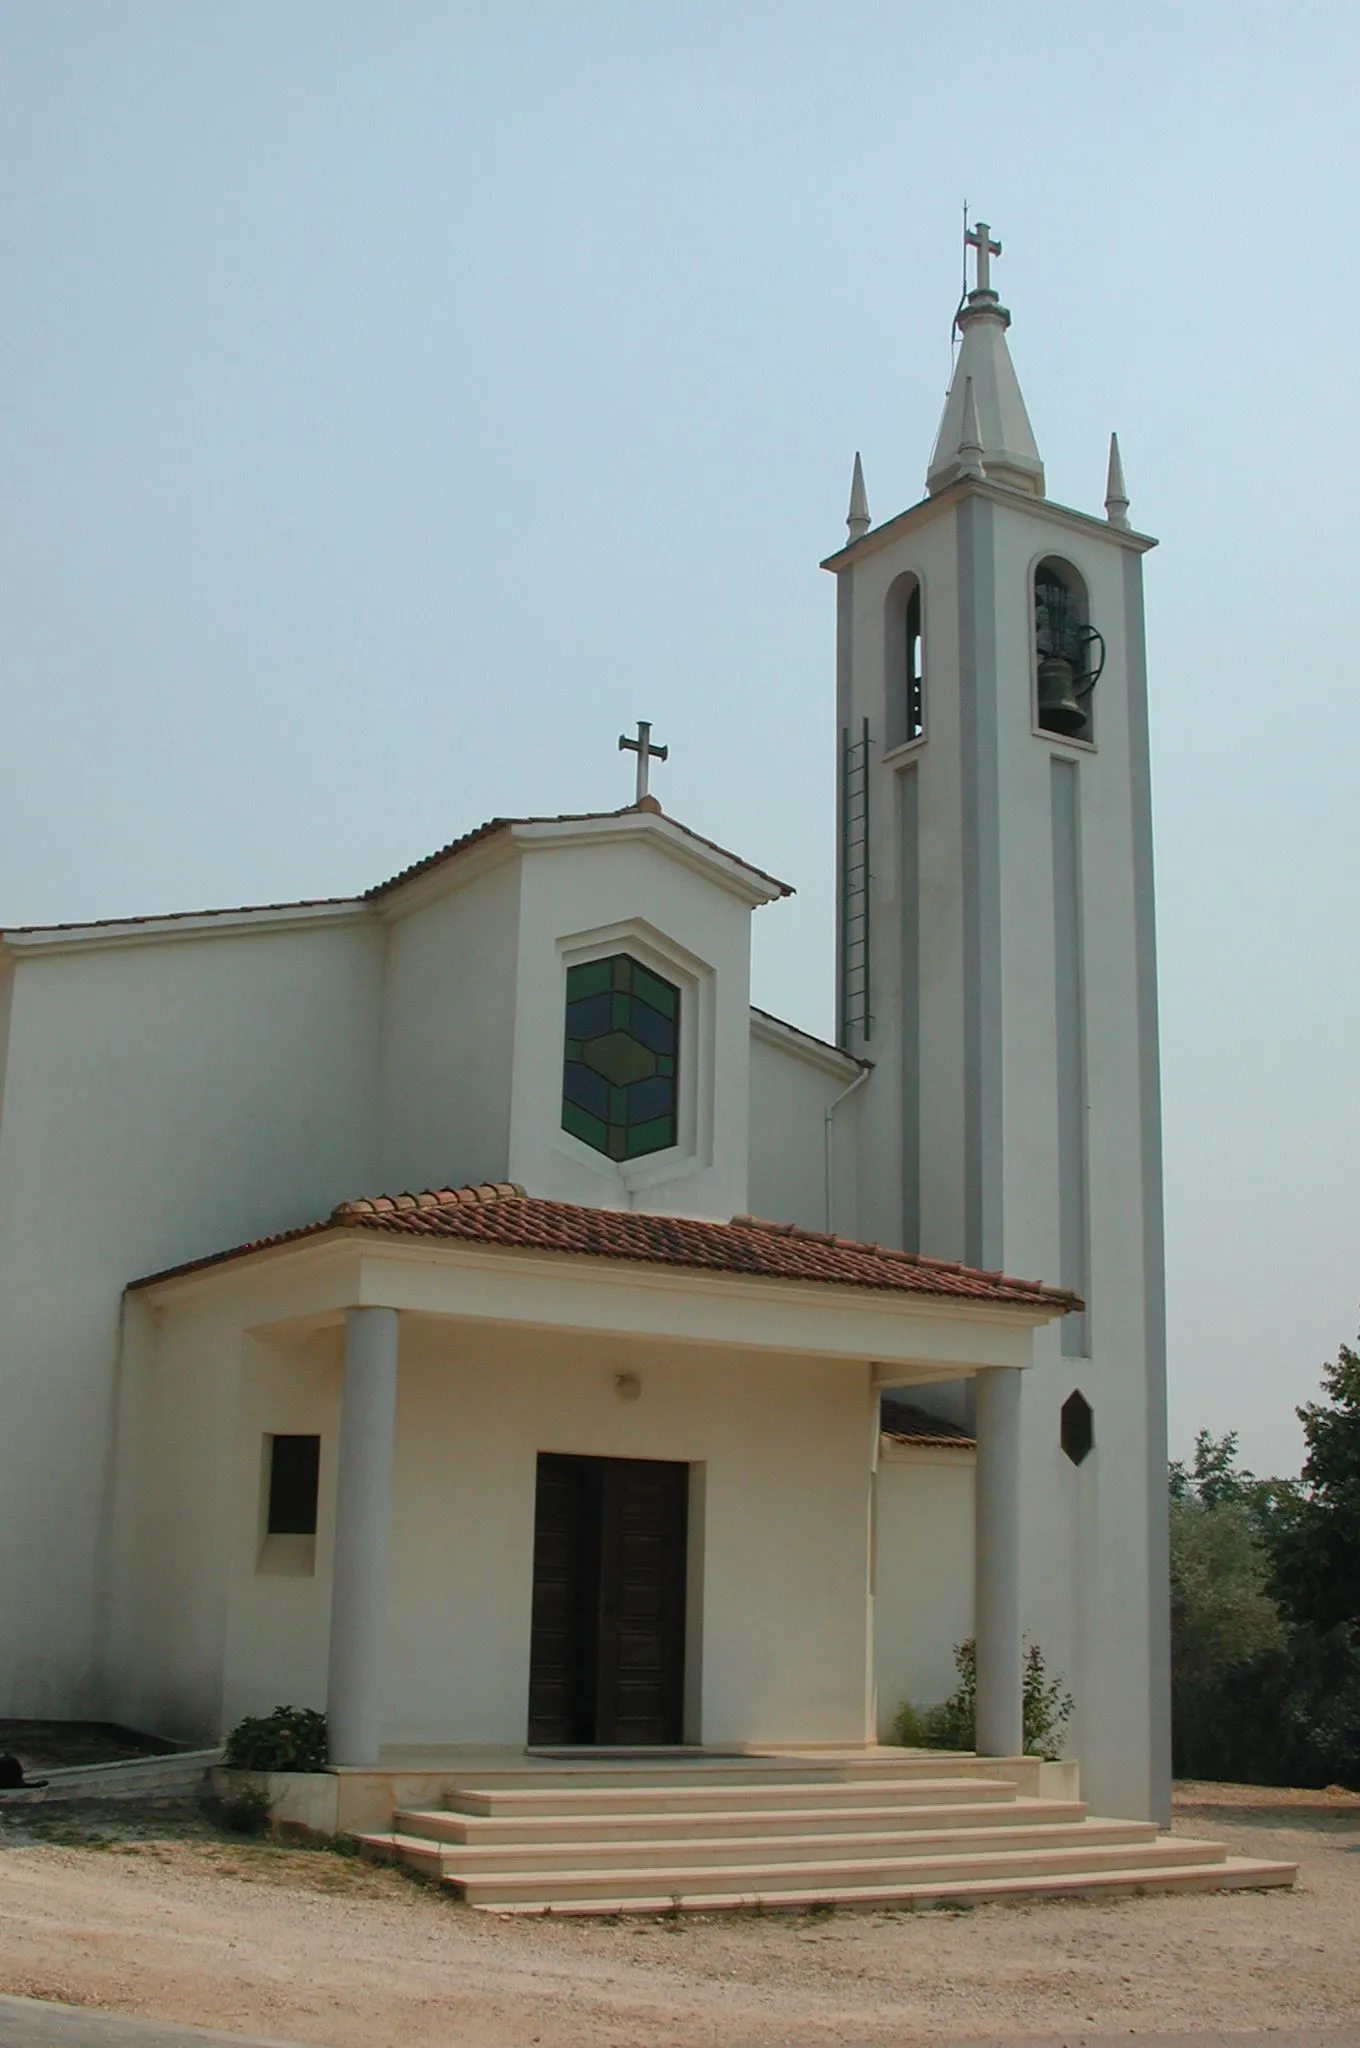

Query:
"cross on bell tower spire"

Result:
[[965, 219, 1002, 295], [926, 213, 1043, 498]]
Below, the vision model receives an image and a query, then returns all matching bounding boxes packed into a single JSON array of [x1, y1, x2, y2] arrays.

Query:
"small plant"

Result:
[[892, 1639, 1074, 1760], [1021, 1641, 1075, 1758], [220, 1783, 273, 1836], [223, 1705, 328, 1773]]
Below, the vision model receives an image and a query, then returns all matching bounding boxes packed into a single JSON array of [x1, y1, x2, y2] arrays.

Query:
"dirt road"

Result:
[[0, 1784, 1356, 2047]]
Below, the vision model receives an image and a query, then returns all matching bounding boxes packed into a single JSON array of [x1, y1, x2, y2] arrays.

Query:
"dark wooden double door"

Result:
[[527, 1453, 688, 1746]]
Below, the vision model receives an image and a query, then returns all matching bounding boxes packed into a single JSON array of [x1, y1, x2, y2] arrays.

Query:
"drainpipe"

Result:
[[824, 1063, 872, 1233]]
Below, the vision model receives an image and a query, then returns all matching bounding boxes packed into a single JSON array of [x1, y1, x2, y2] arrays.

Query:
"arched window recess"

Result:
[[1034, 560, 1104, 742], [885, 572, 925, 751]]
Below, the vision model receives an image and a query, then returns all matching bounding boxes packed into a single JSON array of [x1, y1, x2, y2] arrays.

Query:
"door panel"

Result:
[[528, 1452, 688, 1746], [596, 1458, 688, 1745], [527, 1455, 601, 1745]]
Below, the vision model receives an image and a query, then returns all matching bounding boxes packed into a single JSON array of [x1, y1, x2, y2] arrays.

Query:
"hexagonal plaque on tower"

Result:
[[1060, 1390, 1094, 1466]]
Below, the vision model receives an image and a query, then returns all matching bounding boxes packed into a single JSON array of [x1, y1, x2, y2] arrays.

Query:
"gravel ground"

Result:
[[0, 1783, 1355, 2047]]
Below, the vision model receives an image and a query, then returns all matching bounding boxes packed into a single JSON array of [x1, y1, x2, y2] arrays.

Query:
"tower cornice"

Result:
[[820, 475, 1157, 575]]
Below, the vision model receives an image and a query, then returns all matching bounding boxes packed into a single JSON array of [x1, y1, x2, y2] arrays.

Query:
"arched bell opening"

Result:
[[884, 571, 925, 751], [1033, 557, 1103, 743]]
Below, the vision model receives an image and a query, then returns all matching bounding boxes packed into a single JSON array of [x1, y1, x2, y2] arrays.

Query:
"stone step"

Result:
[[446, 1773, 1023, 1819], [376, 1815, 1154, 1877], [471, 1854, 1299, 1916], [361, 1827, 1250, 1908], [396, 1794, 1085, 1848], [441, 1753, 1042, 1795]]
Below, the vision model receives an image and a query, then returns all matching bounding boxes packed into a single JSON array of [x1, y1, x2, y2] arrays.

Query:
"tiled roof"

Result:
[[132, 1181, 1081, 1315], [364, 808, 792, 900], [5, 809, 789, 942], [879, 1396, 976, 1449], [1, 897, 357, 941], [362, 817, 516, 896]]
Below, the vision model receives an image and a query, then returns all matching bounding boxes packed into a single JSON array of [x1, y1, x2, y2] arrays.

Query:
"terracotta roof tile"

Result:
[[364, 808, 792, 901], [1, 897, 357, 940], [879, 1396, 976, 1449], [131, 1182, 1081, 1314]]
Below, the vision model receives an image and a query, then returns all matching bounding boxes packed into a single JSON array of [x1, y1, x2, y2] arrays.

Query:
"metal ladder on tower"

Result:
[[840, 718, 871, 1045]]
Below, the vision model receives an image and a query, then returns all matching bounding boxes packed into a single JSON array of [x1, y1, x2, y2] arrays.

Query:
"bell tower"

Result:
[[824, 224, 1170, 1821]]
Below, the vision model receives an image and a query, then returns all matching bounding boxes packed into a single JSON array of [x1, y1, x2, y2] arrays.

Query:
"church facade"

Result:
[[0, 230, 1169, 1824]]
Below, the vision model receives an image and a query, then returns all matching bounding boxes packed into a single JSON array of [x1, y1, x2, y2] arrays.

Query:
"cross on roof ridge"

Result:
[[618, 720, 669, 803]]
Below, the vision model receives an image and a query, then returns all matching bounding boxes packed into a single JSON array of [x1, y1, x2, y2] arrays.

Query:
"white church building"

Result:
[[0, 228, 1175, 1842]]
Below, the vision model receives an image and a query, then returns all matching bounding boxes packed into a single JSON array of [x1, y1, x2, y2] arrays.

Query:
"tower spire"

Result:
[[926, 216, 1044, 499], [846, 451, 870, 541], [1104, 432, 1130, 529]]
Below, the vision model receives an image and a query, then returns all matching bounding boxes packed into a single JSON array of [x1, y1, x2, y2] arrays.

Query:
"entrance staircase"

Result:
[[354, 1751, 1295, 1915]]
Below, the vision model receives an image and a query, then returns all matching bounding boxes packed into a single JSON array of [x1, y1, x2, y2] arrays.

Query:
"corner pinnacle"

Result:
[[846, 451, 870, 541], [1105, 432, 1130, 529]]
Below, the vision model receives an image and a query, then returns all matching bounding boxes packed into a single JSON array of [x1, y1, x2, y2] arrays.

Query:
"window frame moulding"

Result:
[[551, 916, 713, 1195]]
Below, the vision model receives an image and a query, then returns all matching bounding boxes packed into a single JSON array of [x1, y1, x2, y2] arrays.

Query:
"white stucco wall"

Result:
[[747, 1022, 861, 1235], [507, 833, 764, 1221], [377, 854, 522, 1194], [0, 919, 384, 1716], [108, 1294, 878, 1751], [0, 810, 790, 1721], [987, 502, 1157, 1812], [872, 1444, 975, 1740], [832, 481, 1163, 1815]]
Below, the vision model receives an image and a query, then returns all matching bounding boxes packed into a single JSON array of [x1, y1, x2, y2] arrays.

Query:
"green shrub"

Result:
[[892, 1639, 1073, 1760], [220, 1783, 273, 1835], [223, 1705, 328, 1773]]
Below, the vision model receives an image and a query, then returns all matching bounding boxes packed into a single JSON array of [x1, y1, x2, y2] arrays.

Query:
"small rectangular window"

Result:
[[267, 1434, 320, 1536]]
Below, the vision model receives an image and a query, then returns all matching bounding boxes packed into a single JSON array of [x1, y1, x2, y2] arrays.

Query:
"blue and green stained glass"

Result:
[[562, 954, 680, 1161]]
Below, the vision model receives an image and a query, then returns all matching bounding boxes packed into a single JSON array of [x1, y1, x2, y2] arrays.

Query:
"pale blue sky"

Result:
[[2, 3, 1356, 1473]]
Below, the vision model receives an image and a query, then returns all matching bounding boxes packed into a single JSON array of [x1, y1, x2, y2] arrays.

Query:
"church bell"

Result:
[[1036, 652, 1090, 737], [1035, 569, 1104, 738]]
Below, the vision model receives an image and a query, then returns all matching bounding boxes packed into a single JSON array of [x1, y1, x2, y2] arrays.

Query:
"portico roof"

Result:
[[130, 1180, 1080, 1315]]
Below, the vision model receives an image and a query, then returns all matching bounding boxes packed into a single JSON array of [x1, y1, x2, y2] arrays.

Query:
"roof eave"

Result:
[[370, 809, 792, 918], [820, 476, 1158, 573], [128, 1215, 1075, 1329], [0, 898, 371, 962], [750, 1006, 867, 1078], [512, 814, 791, 906]]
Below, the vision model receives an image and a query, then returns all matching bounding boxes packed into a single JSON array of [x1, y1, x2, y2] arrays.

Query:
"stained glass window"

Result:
[[562, 954, 680, 1161]]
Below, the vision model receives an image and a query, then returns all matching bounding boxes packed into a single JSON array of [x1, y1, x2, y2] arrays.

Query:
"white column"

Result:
[[326, 1306, 399, 1767], [974, 1366, 1023, 1757]]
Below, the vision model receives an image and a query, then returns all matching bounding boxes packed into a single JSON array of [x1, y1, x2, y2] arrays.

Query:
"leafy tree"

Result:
[[1168, 1433, 1287, 1777], [1170, 1429, 1299, 1539], [1170, 1428, 1254, 1509], [1270, 1340, 1360, 1634], [1170, 1480, 1285, 1692], [1169, 1396, 1360, 1789]]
